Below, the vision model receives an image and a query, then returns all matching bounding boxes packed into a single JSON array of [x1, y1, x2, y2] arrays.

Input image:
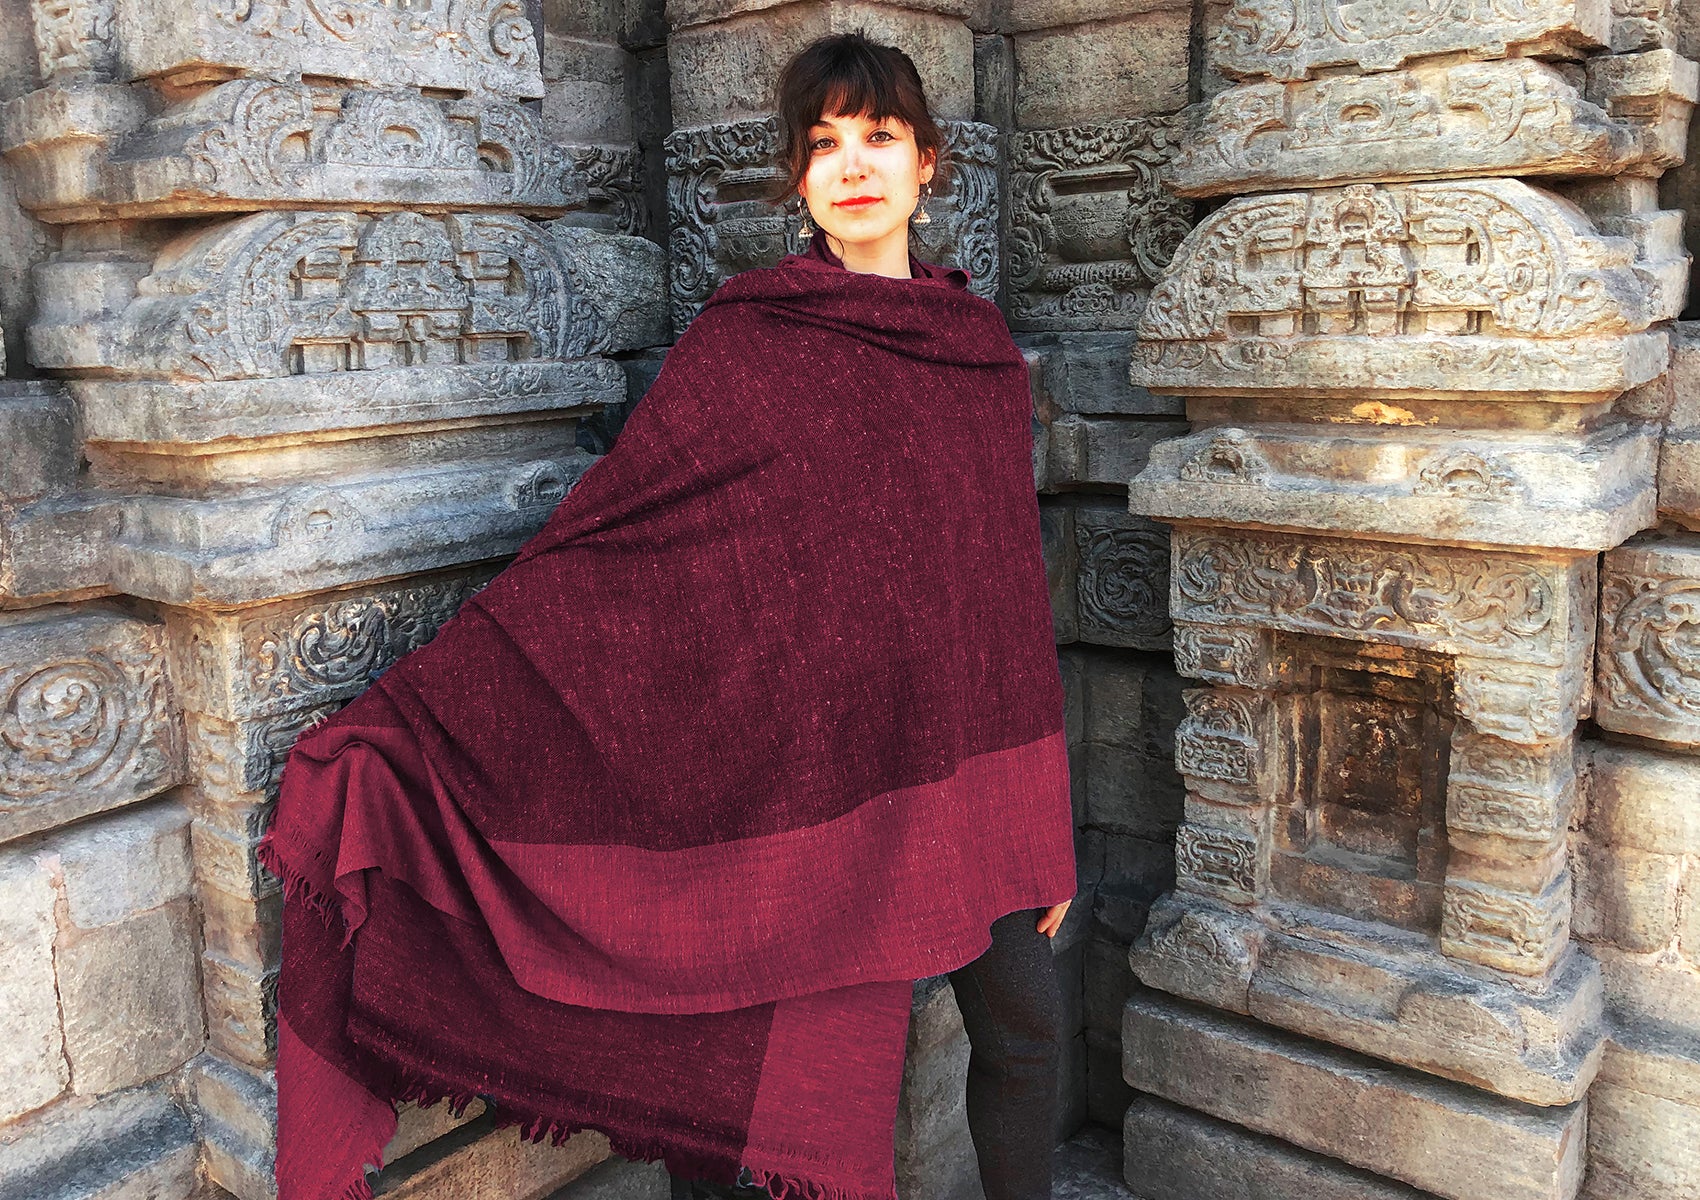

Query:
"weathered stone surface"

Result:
[[1573, 838, 1682, 951], [1037, 413, 1186, 491], [666, 4, 972, 128], [1007, 115, 1193, 330], [1, 80, 587, 221], [665, 114, 1000, 330], [0, 847, 67, 1124], [30, 211, 659, 379], [1596, 531, 1700, 745], [1122, 992, 1588, 1200], [546, 1153, 671, 1198], [1130, 421, 1657, 551], [1585, 1028, 1700, 1199], [31, 0, 545, 97], [667, 0, 973, 29], [1019, 331, 1185, 417], [55, 901, 203, 1094], [51, 799, 192, 928], [0, 1084, 198, 1200], [1013, 9, 1191, 126], [0, 606, 181, 846], [1585, 741, 1700, 854], [1071, 502, 1171, 650], [1208, 0, 1609, 82], [1130, 180, 1670, 404], [189, 1051, 276, 1200], [1122, 1093, 1441, 1200], [1131, 893, 1606, 1105], [1171, 53, 1697, 198], [0, 380, 74, 502]]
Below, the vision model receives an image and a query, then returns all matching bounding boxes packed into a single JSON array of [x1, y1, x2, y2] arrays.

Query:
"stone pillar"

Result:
[[0, 0, 668, 1195], [1122, 3, 1696, 1197]]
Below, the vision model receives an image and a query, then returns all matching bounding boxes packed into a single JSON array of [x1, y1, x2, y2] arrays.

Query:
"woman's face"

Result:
[[797, 109, 935, 259]]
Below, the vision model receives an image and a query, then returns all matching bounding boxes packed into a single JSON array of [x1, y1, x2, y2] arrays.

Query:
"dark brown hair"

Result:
[[767, 31, 951, 207]]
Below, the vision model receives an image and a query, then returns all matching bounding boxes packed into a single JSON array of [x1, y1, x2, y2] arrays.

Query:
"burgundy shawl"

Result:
[[256, 227, 1077, 1200]]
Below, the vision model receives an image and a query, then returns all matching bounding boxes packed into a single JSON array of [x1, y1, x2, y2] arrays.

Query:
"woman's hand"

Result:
[[1036, 899, 1071, 939]]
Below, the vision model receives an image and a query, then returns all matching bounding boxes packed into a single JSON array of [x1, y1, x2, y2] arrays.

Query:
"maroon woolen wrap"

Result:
[[256, 229, 1079, 1200]]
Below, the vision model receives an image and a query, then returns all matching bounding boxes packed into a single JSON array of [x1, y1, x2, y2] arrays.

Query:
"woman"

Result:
[[259, 30, 1076, 1200], [674, 32, 1072, 1200]]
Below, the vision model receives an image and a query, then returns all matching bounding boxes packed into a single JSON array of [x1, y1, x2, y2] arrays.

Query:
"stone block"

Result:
[[0, 380, 74, 502], [0, 606, 181, 847], [667, 3, 972, 127], [1122, 993, 1587, 1200], [1084, 936, 1135, 1033], [0, 847, 67, 1124], [1131, 894, 1606, 1105], [30, 0, 545, 97], [189, 1051, 277, 1200], [1043, 503, 1078, 643], [1586, 1031, 1700, 1200], [539, 36, 634, 144], [1207, 0, 1609, 81], [1131, 179, 1670, 405], [56, 901, 204, 1094], [0, 1084, 197, 1200], [1, 81, 588, 222], [1596, 532, 1700, 745], [546, 1153, 671, 1198], [1130, 421, 1656, 553], [51, 799, 192, 928], [1017, 331, 1185, 417], [1171, 52, 1696, 197], [1085, 743, 1183, 839], [1013, 10, 1190, 127], [202, 949, 275, 1067], [1573, 837, 1682, 952], [665, 114, 999, 331], [1593, 942, 1700, 1029], [371, 1118, 610, 1199], [1007, 116, 1194, 330], [1123, 1092, 1441, 1200], [1040, 414, 1187, 492]]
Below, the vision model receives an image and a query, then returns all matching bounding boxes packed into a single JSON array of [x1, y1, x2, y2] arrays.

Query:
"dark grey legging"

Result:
[[674, 905, 1063, 1200], [945, 905, 1063, 1200]]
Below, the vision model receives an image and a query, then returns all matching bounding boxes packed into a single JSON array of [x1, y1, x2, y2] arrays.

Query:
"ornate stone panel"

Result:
[[1131, 421, 1657, 551], [1171, 52, 1696, 198], [561, 144, 645, 238], [1209, 0, 1610, 82], [1446, 731, 1576, 848], [1006, 115, 1194, 330], [1169, 526, 1590, 668], [1596, 532, 1700, 745], [665, 114, 1000, 332], [1440, 874, 1573, 975], [1175, 687, 1271, 801], [1132, 893, 1606, 1105], [1, 81, 587, 221], [0, 606, 183, 845], [30, 0, 545, 96], [1130, 179, 1671, 402], [28, 210, 640, 379], [1174, 822, 1266, 903], [1072, 506, 1172, 650]]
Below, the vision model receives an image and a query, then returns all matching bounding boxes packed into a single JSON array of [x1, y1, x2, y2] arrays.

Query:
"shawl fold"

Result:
[[257, 228, 1078, 1200]]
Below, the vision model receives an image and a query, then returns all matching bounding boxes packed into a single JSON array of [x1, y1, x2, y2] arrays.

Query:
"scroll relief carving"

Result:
[[32, 0, 115, 82], [1447, 730, 1574, 845], [103, 0, 543, 97], [666, 116, 999, 330], [1176, 689, 1264, 787], [2, 80, 586, 219], [563, 145, 645, 238], [1074, 517, 1172, 648], [1171, 528, 1575, 663], [1441, 877, 1570, 974], [1173, 625, 1271, 685], [1171, 53, 1693, 196], [1131, 180, 1665, 399], [1175, 824, 1263, 900], [1006, 115, 1194, 330], [1596, 540, 1700, 743], [1210, 0, 1609, 82], [29, 210, 608, 381]]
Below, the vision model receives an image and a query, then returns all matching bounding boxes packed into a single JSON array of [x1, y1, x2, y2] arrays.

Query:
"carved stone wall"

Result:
[[1125, 0, 1700, 1197]]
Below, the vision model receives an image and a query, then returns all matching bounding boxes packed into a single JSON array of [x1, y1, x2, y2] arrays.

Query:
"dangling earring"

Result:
[[794, 194, 814, 249], [911, 180, 933, 225]]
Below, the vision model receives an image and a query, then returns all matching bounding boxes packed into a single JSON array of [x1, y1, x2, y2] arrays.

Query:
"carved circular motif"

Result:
[[0, 656, 134, 802]]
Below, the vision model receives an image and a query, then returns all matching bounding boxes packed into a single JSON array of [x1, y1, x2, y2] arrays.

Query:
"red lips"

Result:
[[835, 196, 880, 207]]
